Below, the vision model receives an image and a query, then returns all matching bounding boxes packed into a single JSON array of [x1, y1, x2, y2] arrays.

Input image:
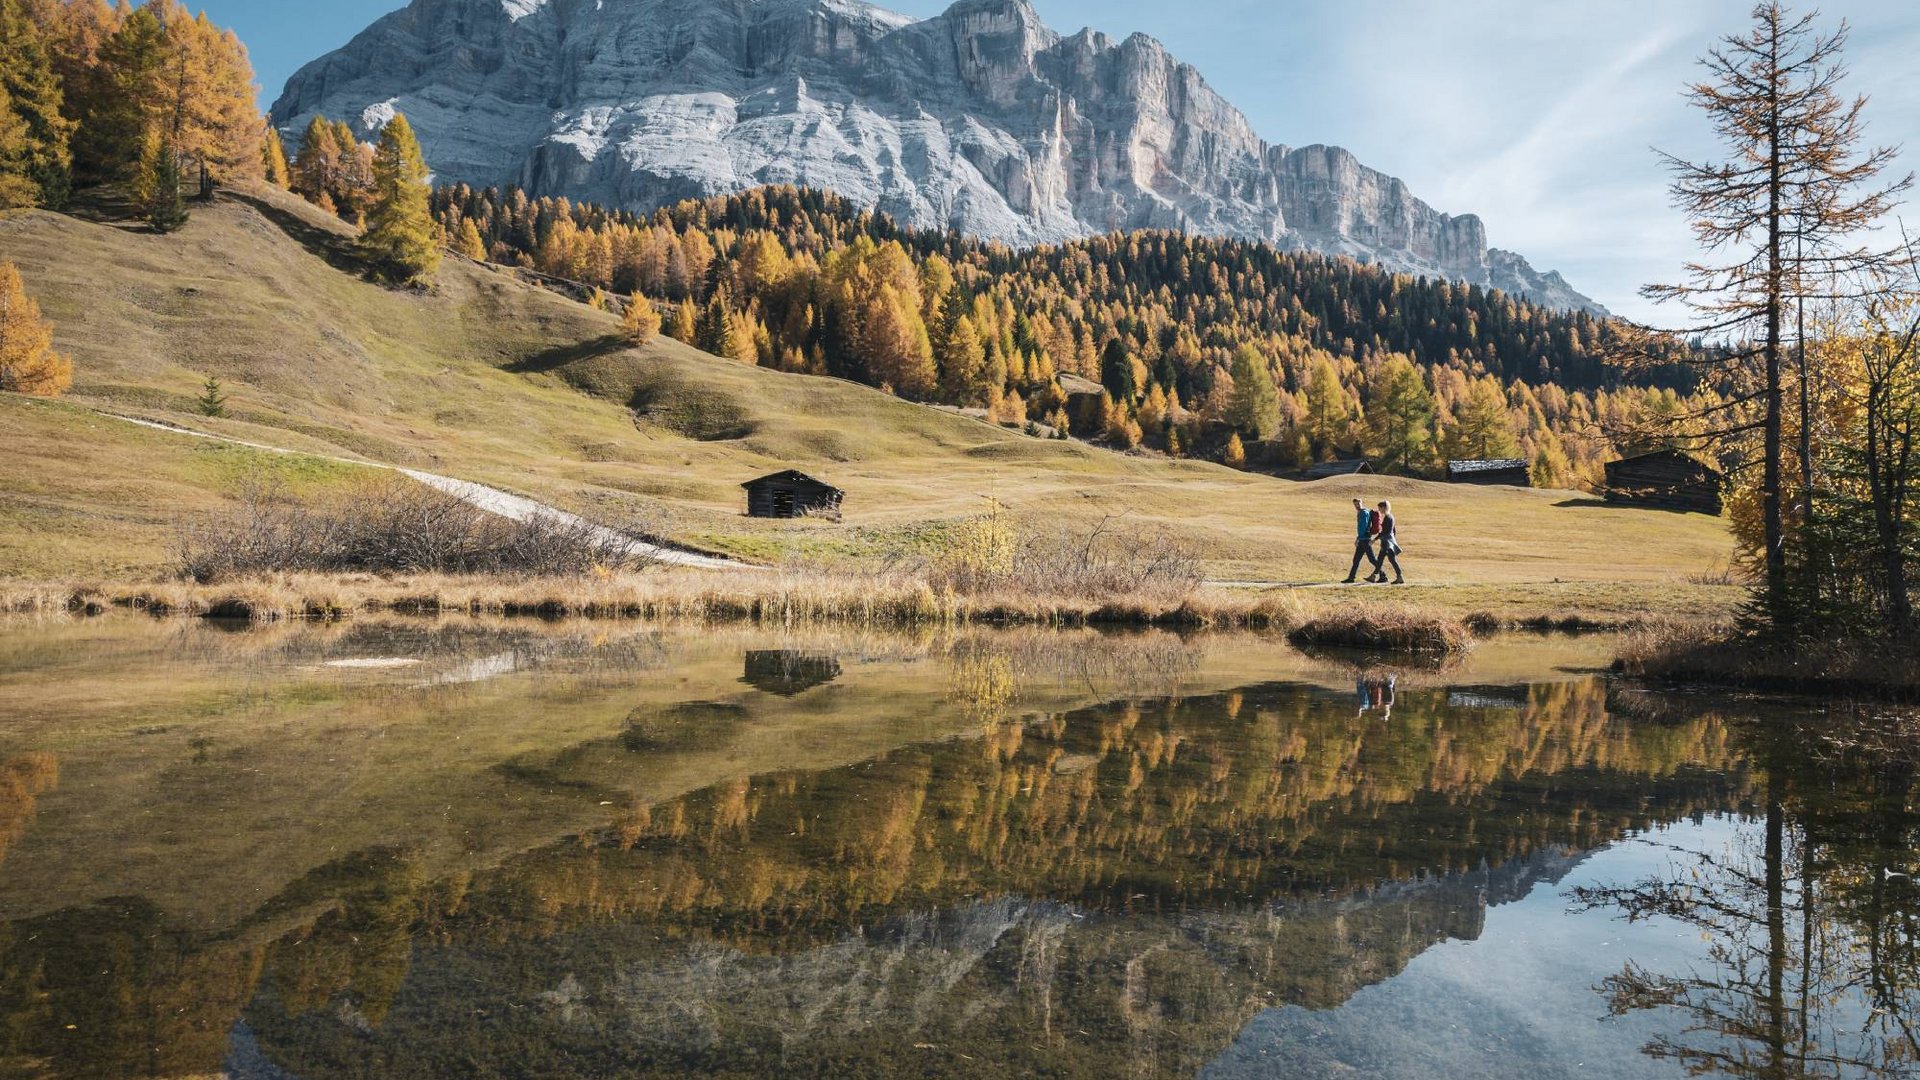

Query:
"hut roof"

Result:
[[1304, 459, 1373, 479], [1609, 448, 1722, 478], [1055, 373, 1106, 397], [742, 470, 842, 494], [1446, 458, 1529, 478], [1446, 458, 1529, 473]]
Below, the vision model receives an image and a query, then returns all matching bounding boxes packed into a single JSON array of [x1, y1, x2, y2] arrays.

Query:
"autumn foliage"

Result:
[[0, 259, 69, 396]]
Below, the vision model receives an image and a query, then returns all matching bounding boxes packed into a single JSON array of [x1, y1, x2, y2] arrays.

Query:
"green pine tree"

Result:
[[695, 290, 735, 358], [197, 375, 227, 418], [137, 135, 188, 234], [359, 113, 440, 284]]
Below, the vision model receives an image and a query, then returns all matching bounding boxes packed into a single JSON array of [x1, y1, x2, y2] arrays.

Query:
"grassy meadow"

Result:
[[0, 184, 1741, 621]]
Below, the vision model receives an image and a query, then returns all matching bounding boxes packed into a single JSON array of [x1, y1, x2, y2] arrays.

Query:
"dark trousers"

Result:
[[1347, 539, 1379, 580], [1378, 544, 1402, 580]]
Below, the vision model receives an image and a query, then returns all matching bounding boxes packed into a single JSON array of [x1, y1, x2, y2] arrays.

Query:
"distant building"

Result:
[[742, 651, 843, 695], [1302, 458, 1373, 480], [1604, 449, 1723, 514], [743, 470, 843, 519], [1445, 458, 1532, 487], [1055, 372, 1108, 433]]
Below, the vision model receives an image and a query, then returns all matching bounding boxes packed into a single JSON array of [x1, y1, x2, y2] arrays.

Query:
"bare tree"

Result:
[[1638, 3, 1910, 625]]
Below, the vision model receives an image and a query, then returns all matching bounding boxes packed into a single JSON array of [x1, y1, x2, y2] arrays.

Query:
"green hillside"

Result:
[[0, 184, 1735, 609]]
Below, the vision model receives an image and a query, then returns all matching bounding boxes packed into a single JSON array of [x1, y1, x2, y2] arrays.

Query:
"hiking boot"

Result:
[[1391, 578, 1405, 585], [1341, 577, 1357, 584]]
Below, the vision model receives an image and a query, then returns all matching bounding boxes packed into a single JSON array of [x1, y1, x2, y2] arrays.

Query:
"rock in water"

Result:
[[272, 0, 1603, 313]]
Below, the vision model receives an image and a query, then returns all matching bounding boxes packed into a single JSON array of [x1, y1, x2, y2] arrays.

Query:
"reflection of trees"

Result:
[[0, 753, 57, 871], [0, 676, 1749, 1079], [1573, 718, 1920, 1078]]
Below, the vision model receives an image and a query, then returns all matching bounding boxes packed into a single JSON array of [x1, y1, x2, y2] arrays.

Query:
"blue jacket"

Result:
[[1355, 507, 1372, 541]]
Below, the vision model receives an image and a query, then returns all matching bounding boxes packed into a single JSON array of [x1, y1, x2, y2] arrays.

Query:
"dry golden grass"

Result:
[[1613, 623, 1920, 699], [0, 184, 1735, 615], [2, 569, 1301, 629], [1286, 606, 1474, 653]]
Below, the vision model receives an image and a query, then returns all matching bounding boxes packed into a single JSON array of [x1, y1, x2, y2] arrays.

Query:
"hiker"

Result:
[[1343, 497, 1380, 584], [1373, 499, 1404, 584]]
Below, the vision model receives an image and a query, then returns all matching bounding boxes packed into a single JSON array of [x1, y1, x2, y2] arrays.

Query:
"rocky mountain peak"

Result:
[[271, 0, 1603, 313]]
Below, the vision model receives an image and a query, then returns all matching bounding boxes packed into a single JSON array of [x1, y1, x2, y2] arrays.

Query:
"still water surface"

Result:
[[0, 618, 1914, 1078]]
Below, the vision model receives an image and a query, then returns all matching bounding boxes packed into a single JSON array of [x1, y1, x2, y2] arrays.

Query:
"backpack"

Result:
[[1366, 510, 1382, 537]]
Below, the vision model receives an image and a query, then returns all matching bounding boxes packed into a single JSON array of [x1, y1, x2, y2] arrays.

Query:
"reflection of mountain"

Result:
[[0, 674, 1748, 1079]]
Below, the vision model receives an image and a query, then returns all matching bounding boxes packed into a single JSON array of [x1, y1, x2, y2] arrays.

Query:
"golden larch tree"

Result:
[[623, 294, 661, 344], [0, 260, 70, 396]]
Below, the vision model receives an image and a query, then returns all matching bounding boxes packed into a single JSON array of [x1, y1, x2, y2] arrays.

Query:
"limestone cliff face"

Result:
[[271, 0, 1602, 312]]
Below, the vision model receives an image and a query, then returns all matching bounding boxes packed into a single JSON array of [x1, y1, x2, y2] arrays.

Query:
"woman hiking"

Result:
[[1370, 500, 1404, 584]]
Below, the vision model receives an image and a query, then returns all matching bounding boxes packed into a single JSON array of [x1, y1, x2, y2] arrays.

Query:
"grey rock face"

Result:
[[271, 0, 1603, 313]]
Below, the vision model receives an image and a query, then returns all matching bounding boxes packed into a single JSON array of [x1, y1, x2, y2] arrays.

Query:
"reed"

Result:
[[1286, 605, 1474, 653]]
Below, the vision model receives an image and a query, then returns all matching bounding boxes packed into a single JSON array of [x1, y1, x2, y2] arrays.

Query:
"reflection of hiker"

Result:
[[1373, 500, 1404, 584], [1356, 673, 1397, 720], [1343, 498, 1381, 584]]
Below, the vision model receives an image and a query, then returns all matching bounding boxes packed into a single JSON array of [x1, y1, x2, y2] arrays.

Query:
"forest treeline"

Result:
[[408, 181, 1709, 485], [1, 0, 263, 225]]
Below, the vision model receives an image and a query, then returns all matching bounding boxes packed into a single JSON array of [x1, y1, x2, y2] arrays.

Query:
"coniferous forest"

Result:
[[408, 181, 1711, 486]]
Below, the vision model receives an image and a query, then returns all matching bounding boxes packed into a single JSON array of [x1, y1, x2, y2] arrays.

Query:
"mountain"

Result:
[[269, 0, 1604, 313]]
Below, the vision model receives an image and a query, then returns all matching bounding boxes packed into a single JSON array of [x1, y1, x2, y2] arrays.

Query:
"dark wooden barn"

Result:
[[1303, 459, 1374, 480], [1445, 459, 1532, 487], [1604, 449, 1723, 514], [743, 470, 843, 519]]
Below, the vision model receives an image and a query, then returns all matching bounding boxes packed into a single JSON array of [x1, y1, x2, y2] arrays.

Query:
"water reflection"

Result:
[[0, 619, 1911, 1077]]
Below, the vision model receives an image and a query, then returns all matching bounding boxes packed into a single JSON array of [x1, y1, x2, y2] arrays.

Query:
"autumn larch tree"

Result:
[[1365, 355, 1437, 475], [359, 113, 440, 284], [0, 260, 70, 396], [622, 294, 661, 344], [290, 114, 338, 205], [1226, 344, 1280, 440], [261, 125, 288, 188], [1440, 377, 1520, 461], [1642, 2, 1911, 624], [0, 0, 74, 207]]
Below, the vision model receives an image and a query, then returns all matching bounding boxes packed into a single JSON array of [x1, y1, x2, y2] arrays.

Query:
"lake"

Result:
[[0, 617, 1914, 1078]]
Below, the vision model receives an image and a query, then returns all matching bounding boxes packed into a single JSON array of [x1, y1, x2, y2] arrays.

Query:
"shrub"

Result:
[[174, 477, 658, 582]]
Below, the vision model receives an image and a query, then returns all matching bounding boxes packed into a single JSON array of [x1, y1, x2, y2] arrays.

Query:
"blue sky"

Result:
[[199, 0, 1920, 322]]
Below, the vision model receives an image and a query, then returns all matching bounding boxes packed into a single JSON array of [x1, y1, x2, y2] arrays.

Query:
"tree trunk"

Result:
[[1763, 27, 1789, 626]]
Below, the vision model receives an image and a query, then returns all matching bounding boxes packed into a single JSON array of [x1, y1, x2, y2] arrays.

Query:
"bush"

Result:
[[923, 509, 1203, 602], [174, 477, 658, 582]]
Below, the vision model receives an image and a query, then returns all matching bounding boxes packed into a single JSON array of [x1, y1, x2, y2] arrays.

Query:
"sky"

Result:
[[198, 0, 1920, 323]]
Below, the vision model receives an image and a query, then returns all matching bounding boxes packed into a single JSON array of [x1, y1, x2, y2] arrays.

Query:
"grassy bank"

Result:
[[2, 185, 1736, 591], [1615, 626, 1920, 699], [1, 569, 1307, 629]]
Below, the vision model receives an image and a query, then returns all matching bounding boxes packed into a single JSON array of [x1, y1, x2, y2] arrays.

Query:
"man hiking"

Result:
[[1343, 497, 1381, 584]]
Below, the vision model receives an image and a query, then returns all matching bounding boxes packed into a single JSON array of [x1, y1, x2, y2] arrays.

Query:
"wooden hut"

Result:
[[742, 651, 843, 695], [1604, 449, 1723, 514], [743, 470, 843, 519], [1445, 459, 1532, 487], [1303, 459, 1373, 480], [1055, 373, 1108, 434]]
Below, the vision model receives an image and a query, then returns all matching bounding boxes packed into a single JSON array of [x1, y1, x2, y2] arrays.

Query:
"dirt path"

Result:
[[101, 413, 736, 571]]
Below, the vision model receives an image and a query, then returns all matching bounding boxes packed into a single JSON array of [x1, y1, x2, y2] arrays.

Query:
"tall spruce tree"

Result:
[[136, 132, 186, 232], [359, 113, 439, 283]]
